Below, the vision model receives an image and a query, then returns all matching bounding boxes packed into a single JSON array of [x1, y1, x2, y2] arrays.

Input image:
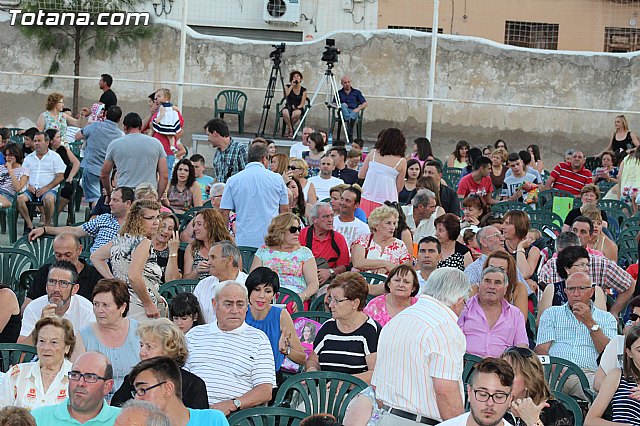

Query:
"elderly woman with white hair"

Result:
[[351, 205, 411, 295]]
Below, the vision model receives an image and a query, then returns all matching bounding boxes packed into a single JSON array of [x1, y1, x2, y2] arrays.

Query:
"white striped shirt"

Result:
[[372, 295, 466, 421], [184, 322, 276, 405]]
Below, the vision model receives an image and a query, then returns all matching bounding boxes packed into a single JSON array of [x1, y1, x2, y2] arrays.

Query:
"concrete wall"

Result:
[[0, 21, 637, 164]]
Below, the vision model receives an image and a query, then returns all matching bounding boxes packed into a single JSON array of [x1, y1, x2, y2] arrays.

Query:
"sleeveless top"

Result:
[[612, 132, 633, 154], [167, 185, 194, 213], [0, 285, 21, 343], [79, 318, 141, 395], [43, 111, 68, 144], [398, 184, 414, 204], [452, 158, 468, 169], [285, 85, 307, 109], [246, 306, 285, 371], [620, 156, 640, 201], [192, 250, 209, 280], [55, 146, 72, 179], [612, 371, 640, 424], [362, 151, 402, 204]]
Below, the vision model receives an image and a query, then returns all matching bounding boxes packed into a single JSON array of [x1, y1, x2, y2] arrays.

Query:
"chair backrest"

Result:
[[0, 248, 38, 291], [276, 288, 304, 312], [215, 90, 248, 112], [585, 156, 602, 172], [272, 371, 368, 422], [442, 167, 463, 189], [238, 246, 258, 273], [17, 269, 38, 306], [159, 279, 199, 302], [542, 356, 595, 402], [537, 189, 575, 210], [309, 295, 328, 312], [492, 202, 533, 214], [618, 247, 638, 269], [528, 210, 564, 228], [358, 272, 386, 286], [462, 353, 483, 385], [13, 235, 56, 267], [551, 391, 582, 426], [0, 343, 38, 373], [620, 215, 640, 233], [227, 406, 308, 426], [597, 180, 616, 196], [291, 311, 333, 324]]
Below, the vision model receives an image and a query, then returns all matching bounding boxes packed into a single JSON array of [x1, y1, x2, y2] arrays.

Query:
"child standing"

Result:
[[153, 88, 181, 153]]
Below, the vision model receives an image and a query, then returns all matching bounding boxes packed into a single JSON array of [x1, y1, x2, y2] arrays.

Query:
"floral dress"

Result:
[[351, 234, 411, 275], [255, 245, 314, 293], [43, 111, 68, 143]]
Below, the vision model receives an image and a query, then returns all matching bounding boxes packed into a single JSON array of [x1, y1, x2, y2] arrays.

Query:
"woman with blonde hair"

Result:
[[270, 153, 289, 175], [183, 208, 233, 280], [91, 199, 165, 321], [286, 158, 317, 203], [110, 318, 208, 409], [491, 147, 508, 190], [605, 114, 640, 161], [251, 212, 319, 304]]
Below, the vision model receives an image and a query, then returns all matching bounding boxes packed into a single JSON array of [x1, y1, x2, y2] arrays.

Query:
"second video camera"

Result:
[[321, 39, 340, 64]]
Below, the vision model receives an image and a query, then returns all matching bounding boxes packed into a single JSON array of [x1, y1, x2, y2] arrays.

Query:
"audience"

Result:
[[434, 213, 473, 271], [182, 208, 233, 280], [363, 265, 419, 327], [543, 150, 592, 195], [415, 236, 442, 292], [332, 185, 369, 247], [402, 188, 438, 242]]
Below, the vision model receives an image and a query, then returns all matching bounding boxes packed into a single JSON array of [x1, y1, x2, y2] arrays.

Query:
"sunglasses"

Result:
[[289, 226, 302, 234], [631, 313, 640, 322], [288, 166, 299, 171], [504, 346, 535, 358]]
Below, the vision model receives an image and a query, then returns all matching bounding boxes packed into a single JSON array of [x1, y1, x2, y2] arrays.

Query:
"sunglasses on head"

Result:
[[504, 346, 535, 358], [289, 226, 302, 234]]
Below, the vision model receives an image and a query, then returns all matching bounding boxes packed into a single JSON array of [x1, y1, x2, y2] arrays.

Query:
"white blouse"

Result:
[[0, 358, 72, 410]]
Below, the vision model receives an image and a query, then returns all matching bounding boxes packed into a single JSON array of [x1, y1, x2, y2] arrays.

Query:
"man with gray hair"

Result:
[[458, 266, 528, 358], [402, 189, 438, 242], [220, 143, 288, 247], [185, 281, 275, 415], [373, 267, 471, 424], [193, 241, 248, 323], [299, 202, 350, 286], [538, 232, 634, 318], [114, 400, 170, 426]]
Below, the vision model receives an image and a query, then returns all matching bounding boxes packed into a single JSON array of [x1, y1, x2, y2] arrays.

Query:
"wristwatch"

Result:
[[285, 346, 292, 356], [590, 324, 600, 333], [329, 269, 335, 278], [232, 398, 242, 411]]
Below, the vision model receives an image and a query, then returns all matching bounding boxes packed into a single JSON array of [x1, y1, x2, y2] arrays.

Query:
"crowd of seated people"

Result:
[[4, 101, 640, 426]]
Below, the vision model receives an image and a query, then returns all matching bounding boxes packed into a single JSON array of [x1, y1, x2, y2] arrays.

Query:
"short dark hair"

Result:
[[130, 356, 182, 398], [308, 132, 326, 152], [518, 150, 532, 165], [573, 216, 594, 234], [44, 129, 59, 142], [434, 213, 461, 241], [507, 152, 520, 163], [100, 74, 113, 87], [329, 147, 347, 161], [327, 272, 369, 311], [48, 260, 79, 285], [92, 278, 130, 317], [189, 154, 206, 165], [384, 265, 419, 296], [114, 186, 135, 203], [0, 128, 9, 141], [245, 266, 280, 294], [4, 143, 23, 164], [344, 185, 362, 204], [204, 118, 229, 138], [629, 295, 640, 311], [418, 236, 441, 253], [105, 106, 122, 123], [248, 143, 268, 163], [471, 357, 514, 388], [168, 293, 205, 327], [557, 246, 590, 280], [473, 155, 492, 171], [424, 160, 443, 175], [122, 112, 142, 130], [375, 128, 406, 157], [23, 127, 39, 140]]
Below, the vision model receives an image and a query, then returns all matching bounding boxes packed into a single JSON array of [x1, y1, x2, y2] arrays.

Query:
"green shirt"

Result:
[[31, 398, 121, 426]]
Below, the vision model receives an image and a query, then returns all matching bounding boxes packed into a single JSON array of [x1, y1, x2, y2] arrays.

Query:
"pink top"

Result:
[[363, 294, 418, 327], [457, 294, 528, 358]]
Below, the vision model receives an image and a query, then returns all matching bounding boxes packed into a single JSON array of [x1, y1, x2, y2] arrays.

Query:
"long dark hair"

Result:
[[452, 140, 470, 162], [288, 177, 307, 219], [414, 137, 433, 161], [528, 144, 542, 162], [624, 325, 640, 381], [170, 158, 196, 188]]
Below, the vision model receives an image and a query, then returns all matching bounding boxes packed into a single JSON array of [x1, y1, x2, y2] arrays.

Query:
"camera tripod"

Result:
[[293, 63, 350, 143], [257, 48, 286, 136]]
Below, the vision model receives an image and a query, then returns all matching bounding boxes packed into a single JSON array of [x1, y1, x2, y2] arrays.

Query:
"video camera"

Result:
[[321, 39, 340, 64], [270, 43, 286, 59]]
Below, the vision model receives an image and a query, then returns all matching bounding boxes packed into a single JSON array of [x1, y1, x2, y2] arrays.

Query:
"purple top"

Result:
[[457, 295, 528, 357]]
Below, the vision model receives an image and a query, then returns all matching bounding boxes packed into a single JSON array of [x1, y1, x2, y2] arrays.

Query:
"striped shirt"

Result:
[[536, 303, 617, 371], [538, 254, 633, 292], [612, 372, 640, 424], [549, 161, 592, 195], [372, 295, 466, 421], [81, 213, 120, 252], [184, 322, 276, 405], [313, 317, 380, 374]]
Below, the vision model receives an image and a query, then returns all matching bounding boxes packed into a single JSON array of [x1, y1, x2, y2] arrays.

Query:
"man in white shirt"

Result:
[[185, 281, 275, 415], [289, 127, 313, 159], [17, 131, 66, 230], [402, 189, 438, 243], [416, 236, 442, 293], [333, 185, 369, 248], [308, 156, 344, 201], [439, 358, 515, 426], [18, 260, 95, 345], [193, 241, 248, 324]]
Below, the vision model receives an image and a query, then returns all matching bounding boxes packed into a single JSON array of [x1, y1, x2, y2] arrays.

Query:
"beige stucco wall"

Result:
[[0, 23, 637, 164]]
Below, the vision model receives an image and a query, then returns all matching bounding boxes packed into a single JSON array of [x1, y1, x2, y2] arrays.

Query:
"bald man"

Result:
[[337, 75, 367, 141]]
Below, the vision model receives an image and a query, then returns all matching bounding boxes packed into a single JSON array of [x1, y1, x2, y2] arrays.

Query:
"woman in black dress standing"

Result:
[[282, 70, 308, 138]]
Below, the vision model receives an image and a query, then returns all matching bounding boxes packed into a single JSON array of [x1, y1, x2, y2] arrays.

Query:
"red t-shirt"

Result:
[[550, 162, 592, 196], [298, 227, 350, 268], [143, 110, 185, 156], [457, 174, 494, 198]]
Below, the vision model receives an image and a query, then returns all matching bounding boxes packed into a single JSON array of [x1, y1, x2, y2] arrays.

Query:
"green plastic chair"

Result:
[[0, 191, 23, 244], [272, 371, 368, 422], [238, 246, 258, 273], [528, 210, 564, 228], [0, 248, 38, 291], [276, 288, 304, 312], [291, 311, 333, 324], [597, 180, 616, 196], [552, 391, 582, 426], [177, 206, 204, 234], [17, 269, 37, 306], [620, 215, 640, 234], [442, 167, 463, 189], [462, 353, 482, 385], [13, 235, 56, 267], [618, 247, 638, 269], [491, 201, 533, 214], [214, 90, 248, 133], [584, 156, 602, 172], [309, 295, 328, 312], [0, 343, 38, 373], [159, 279, 199, 302], [227, 407, 307, 426], [536, 189, 576, 211], [273, 98, 310, 137], [542, 356, 595, 403], [330, 106, 364, 142]]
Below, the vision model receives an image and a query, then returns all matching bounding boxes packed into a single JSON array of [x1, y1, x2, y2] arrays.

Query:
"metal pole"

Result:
[[177, 0, 188, 109], [426, 0, 439, 139]]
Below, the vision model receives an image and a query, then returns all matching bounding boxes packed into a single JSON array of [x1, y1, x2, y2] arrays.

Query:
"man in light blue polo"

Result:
[[31, 351, 120, 425], [220, 143, 288, 248]]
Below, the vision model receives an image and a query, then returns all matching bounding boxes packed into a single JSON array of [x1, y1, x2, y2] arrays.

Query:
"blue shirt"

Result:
[[31, 399, 120, 426], [81, 213, 120, 252], [338, 87, 366, 110], [187, 408, 229, 425], [80, 120, 125, 175], [220, 162, 288, 247], [0, 152, 5, 166], [196, 175, 214, 201]]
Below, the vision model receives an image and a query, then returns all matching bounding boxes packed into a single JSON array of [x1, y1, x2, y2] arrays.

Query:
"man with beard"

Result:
[[31, 352, 120, 425], [439, 358, 515, 426], [18, 260, 95, 345]]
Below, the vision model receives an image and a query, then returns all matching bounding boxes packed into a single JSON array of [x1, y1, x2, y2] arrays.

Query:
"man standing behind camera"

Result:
[[338, 75, 367, 141]]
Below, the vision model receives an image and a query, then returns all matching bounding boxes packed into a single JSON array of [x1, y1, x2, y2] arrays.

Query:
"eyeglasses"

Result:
[[68, 371, 109, 383], [630, 313, 640, 322], [504, 346, 535, 358], [326, 297, 350, 305], [288, 166, 299, 171], [470, 387, 510, 404], [565, 285, 595, 293], [289, 226, 302, 234], [131, 381, 167, 398], [483, 232, 502, 239], [46, 279, 75, 288]]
